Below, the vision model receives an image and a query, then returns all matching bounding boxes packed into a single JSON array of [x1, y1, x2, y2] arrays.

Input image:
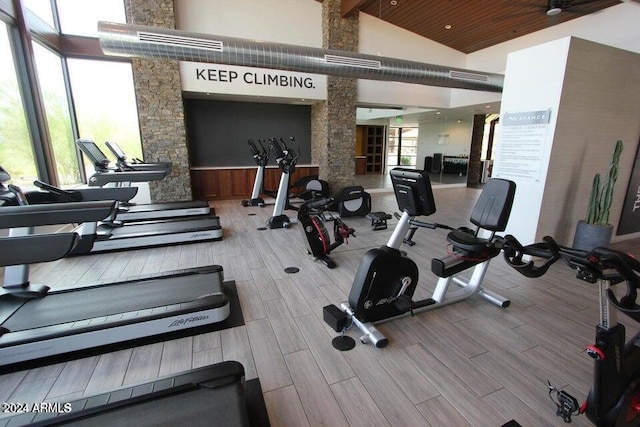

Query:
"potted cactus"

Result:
[[572, 140, 623, 251]]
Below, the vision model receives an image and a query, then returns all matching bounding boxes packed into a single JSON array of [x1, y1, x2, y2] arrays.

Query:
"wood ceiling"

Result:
[[352, 0, 622, 53]]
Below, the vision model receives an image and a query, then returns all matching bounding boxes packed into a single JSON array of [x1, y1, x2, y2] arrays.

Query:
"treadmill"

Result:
[[3, 362, 250, 426], [78, 139, 212, 221], [105, 139, 172, 173], [0, 179, 230, 368], [69, 142, 224, 254]]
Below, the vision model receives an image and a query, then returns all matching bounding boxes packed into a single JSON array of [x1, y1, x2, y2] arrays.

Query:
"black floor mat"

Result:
[[246, 378, 271, 427], [0, 281, 244, 374]]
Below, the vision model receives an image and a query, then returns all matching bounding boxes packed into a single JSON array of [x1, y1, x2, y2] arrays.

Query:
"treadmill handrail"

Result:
[[28, 184, 138, 203], [86, 169, 167, 186], [0, 201, 115, 228], [105, 140, 173, 173], [0, 234, 79, 266]]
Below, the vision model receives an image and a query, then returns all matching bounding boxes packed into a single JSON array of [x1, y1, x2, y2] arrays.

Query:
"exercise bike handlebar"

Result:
[[392, 212, 456, 231], [247, 139, 269, 166], [501, 234, 640, 321]]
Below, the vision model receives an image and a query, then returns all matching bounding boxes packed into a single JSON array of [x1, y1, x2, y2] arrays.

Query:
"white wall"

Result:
[[491, 38, 569, 245], [466, 3, 640, 73], [173, 0, 501, 110], [174, 0, 322, 46], [357, 13, 465, 108], [493, 37, 640, 245]]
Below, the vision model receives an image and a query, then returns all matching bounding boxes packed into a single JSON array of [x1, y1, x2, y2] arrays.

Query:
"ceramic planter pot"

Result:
[[572, 220, 613, 251]]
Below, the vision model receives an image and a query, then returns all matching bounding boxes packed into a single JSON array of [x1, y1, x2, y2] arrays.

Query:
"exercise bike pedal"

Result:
[[394, 295, 414, 313]]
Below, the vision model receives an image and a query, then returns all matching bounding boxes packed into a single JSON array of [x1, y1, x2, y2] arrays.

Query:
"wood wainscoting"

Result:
[[190, 165, 320, 200]]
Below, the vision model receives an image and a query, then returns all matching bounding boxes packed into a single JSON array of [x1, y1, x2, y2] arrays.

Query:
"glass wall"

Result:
[[23, 0, 55, 28], [67, 58, 142, 175], [0, 1, 141, 186], [0, 21, 37, 186], [56, 0, 125, 36], [387, 127, 418, 169], [32, 41, 79, 185]]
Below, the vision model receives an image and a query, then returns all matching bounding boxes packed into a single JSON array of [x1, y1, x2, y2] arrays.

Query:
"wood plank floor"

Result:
[[1, 186, 639, 426]]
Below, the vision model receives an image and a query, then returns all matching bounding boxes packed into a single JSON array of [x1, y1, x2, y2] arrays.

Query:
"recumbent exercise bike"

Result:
[[502, 235, 640, 426], [298, 197, 355, 269], [323, 167, 516, 348]]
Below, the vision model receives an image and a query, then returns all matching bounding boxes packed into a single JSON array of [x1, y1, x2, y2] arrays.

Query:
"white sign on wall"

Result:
[[179, 62, 327, 100], [493, 109, 552, 182]]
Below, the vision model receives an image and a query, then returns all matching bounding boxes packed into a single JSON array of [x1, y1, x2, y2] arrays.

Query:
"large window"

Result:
[[57, 0, 125, 36], [67, 58, 142, 173], [1, 1, 140, 187], [0, 21, 37, 187], [23, 0, 55, 28], [32, 41, 80, 185], [387, 127, 418, 168]]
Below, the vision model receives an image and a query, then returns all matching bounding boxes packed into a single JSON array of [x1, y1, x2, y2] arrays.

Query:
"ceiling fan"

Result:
[[545, 0, 613, 16]]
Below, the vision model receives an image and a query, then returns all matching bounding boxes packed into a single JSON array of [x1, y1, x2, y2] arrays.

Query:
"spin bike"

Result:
[[501, 235, 640, 426], [323, 167, 516, 348], [298, 197, 356, 269], [241, 139, 276, 207]]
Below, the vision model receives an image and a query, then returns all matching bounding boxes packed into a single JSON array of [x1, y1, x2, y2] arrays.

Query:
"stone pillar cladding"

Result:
[[124, 0, 192, 202], [467, 114, 485, 185], [311, 0, 358, 194]]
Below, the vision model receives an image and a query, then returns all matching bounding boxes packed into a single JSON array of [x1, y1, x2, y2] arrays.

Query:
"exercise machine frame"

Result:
[[503, 235, 640, 426], [326, 167, 516, 348], [298, 197, 355, 268]]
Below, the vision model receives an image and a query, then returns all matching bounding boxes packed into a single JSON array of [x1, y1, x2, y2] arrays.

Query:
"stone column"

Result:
[[124, 0, 192, 202], [467, 114, 485, 185], [311, 0, 358, 193]]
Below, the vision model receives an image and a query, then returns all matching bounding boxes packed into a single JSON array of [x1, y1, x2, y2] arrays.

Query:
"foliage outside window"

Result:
[[67, 59, 142, 177], [32, 42, 80, 185], [0, 22, 37, 187]]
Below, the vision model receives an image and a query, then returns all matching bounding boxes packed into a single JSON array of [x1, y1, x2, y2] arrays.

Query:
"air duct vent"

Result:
[[449, 70, 489, 82], [138, 31, 224, 52], [324, 54, 381, 70]]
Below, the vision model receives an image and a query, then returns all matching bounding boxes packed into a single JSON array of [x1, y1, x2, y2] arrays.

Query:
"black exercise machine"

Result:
[[70, 141, 223, 254], [80, 139, 212, 222], [502, 235, 640, 426], [3, 361, 250, 426], [0, 171, 230, 367], [105, 140, 172, 174], [298, 197, 355, 268], [323, 167, 516, 348], [329, 185, 371, 218]]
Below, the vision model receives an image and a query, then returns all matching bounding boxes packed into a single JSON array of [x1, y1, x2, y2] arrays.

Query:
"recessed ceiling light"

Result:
[[390, 0, 397, 5], [445, 24, 452, 30], [436, 111, 441, 115], [485, 105, 491, 108]]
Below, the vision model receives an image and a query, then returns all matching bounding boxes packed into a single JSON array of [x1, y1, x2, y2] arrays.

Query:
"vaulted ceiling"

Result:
[[347, 0, 622, 53]]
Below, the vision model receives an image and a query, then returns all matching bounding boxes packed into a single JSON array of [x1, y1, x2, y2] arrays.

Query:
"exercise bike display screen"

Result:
[[390, 168, 436, 217]]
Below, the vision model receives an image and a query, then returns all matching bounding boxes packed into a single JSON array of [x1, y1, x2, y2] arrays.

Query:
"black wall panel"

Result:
[[184, 99, 312, 167]]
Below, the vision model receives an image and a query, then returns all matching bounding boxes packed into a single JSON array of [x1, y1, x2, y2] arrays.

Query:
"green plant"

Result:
[[586, 140, 623, 225], [400, 156, 413, 166]]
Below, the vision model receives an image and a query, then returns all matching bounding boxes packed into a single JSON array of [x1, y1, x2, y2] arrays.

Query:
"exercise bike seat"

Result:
[[445, 178, 516, 252], [447, 227, 491, 253]]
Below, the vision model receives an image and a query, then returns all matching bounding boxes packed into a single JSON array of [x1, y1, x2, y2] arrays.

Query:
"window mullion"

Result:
[[9, 2, 58, 185]]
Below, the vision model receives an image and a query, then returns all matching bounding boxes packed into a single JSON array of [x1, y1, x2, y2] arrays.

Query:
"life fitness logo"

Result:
[[180, 62, 326, 99]]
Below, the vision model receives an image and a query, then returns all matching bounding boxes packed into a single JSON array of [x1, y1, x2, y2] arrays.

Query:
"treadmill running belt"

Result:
[[102, 217, 221, 240], [52, 383, 246, 427], [3, 272, 223, 332]]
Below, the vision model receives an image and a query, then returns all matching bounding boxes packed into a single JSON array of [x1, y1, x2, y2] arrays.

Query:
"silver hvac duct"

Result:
[[98, 21, 503, 93]]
